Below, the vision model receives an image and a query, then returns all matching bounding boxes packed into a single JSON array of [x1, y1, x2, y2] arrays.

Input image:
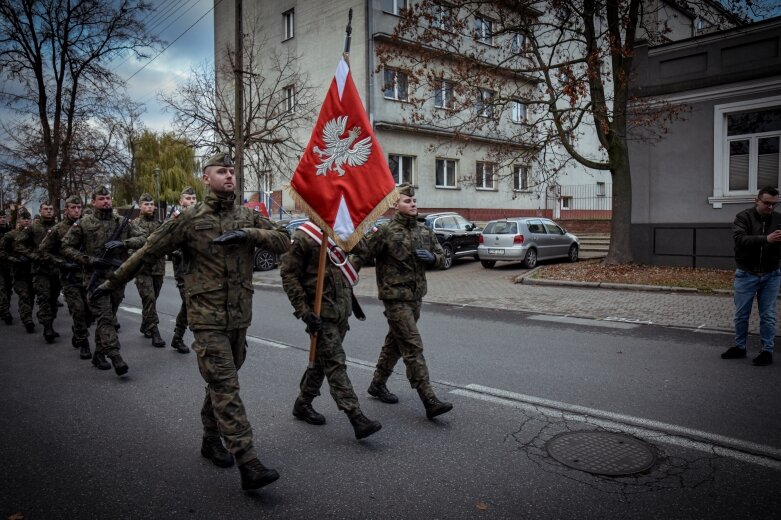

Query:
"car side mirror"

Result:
[[467, 224, 476, 231]]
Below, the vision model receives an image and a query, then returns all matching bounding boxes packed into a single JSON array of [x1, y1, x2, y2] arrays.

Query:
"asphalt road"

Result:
[[1, 280, 779, 519]]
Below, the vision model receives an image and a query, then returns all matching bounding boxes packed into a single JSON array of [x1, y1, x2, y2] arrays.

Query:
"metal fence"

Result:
[[548, 183, 613, 220]]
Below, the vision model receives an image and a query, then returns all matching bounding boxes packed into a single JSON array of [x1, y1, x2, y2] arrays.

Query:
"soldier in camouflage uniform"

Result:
[[169, 186, 197, 354], [352, 184, 453, 420], [1, 208, 35, 332], [133, 193, 166, 348], [93, 152, 289, 491], [15, 201, 62, 343], [0, 210, 13, 324], [280, 225, 382, 440], [39, 195, 92, 359], [61, 186, 146, 376]]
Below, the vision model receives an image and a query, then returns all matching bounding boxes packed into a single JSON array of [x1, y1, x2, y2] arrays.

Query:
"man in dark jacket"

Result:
[[722, 186, 781, 366]]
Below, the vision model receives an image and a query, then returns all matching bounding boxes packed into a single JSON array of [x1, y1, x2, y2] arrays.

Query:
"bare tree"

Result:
[[0, 0, 159, 212]]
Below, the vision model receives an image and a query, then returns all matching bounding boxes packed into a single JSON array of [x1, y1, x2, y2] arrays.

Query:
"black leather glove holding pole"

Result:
[[86, 204, 135, 298], [303, 312, 322, 334]]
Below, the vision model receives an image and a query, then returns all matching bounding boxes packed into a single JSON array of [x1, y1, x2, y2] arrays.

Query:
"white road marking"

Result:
[[246, 336, 289, 349], [528, 314, 638, 329], [453, 384, 781, 470], [119, 306, 142, 315], [604, 316, 653, 325]]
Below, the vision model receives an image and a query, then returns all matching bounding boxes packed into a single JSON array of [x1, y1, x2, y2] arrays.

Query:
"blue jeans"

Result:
[[734, 268, 781, 352]]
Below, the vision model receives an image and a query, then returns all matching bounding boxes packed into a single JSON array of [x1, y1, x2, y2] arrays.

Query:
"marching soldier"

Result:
[[134, 193, 166, 348], [39, 195, 92, 359], [92, 152, 290, 491], [280, 223, 382, 440], [0, 210, 13, 324], [0, 208, 35, 332], [351, 184, 453, 420], [170, 186, 197, 354], [15, 201, 61, 343], [61, 186, 145, 376]]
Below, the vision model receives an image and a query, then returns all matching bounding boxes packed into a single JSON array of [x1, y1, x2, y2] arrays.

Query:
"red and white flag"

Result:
[[289, 57, 397, 251]]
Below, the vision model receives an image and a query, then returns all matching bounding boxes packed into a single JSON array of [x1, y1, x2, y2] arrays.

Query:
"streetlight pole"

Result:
[[154, 167, 161, 222]]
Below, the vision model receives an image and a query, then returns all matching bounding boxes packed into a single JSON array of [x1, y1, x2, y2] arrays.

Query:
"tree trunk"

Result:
[[605, 142, 633, 264]]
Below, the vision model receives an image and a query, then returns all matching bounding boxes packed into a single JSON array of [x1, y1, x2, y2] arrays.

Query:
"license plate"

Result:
[[488, 248, 504, 255]]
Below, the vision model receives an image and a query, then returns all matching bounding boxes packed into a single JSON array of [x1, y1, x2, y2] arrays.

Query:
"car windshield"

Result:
[[484, 221, 517, 234], [453, 215, 473, 230]]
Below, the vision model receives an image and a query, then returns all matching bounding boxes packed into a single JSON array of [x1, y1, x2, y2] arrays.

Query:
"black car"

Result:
[[419, 212, 481, 269], [252, 218, 309, 271]]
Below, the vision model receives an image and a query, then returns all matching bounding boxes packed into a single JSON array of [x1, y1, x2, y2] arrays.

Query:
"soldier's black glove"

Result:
[[302, 312, 322, 334], [415, 249, 435, 264], [89, 281, 111, 301], [60, 261, 80, 272], [90, 256, 112, 269], [104, 240, 125, 251], [213, 229, 248, 245]]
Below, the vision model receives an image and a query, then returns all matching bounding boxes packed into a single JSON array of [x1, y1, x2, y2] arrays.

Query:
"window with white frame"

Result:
[[477, 89, 494, 118], [511, 32, 525, 53], [434, 79, 454, 109], [282, 9, 294, 41], [388, 154, 414, 185], [596, 181, 606, 196], [513, 165, 529, 191], [383, 68, 408, 101], [284, 85, 295, 112], [475, 17, 493, 45], [436, 158, 457, 188], [511, 100, 527, 123], [476, 161, 495, 189], [432, 3, 453, 31], [383, 0, 408, 16], [561, 196, 572, 209]]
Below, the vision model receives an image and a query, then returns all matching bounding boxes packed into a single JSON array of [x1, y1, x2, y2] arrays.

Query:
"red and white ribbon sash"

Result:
[[298, 221, 359, 287]]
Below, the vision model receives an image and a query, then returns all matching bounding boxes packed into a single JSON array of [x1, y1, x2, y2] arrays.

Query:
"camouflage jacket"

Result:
[[134, 215, 166, 276], [0, 224, 11, 273], [61, 209, 146, 278], [352, 212, 444, 302], [280, 229, 352, 322], [108, 192, 290, 331], [39, 216, 84, 281], [14, 218, 57, 274], [0, 229, 31, 277]]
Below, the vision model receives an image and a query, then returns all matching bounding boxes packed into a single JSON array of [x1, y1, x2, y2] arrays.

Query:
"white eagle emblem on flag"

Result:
[[312, 115, 372, 176]]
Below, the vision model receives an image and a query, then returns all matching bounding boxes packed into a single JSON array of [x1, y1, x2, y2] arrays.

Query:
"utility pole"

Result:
[[234, 0, 244, 201]]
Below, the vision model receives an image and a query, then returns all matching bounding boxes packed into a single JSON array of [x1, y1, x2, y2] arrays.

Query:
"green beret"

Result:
[[17, 208, 31, 219], [397, 183, 415, 197], [92, 185, 111, 198], [64, 195, 82, 206], [181, 186, 196, 196], [139, 192, 154, 202], [203, 152, 233, 170]]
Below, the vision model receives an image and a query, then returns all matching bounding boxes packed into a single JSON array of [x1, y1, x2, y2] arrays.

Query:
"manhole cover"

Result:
[[545, 431, 656, 476]]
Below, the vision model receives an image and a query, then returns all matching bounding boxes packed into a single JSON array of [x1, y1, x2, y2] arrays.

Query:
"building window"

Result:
[[388, 154, 414, 185], [436, 158, 457, 188], [383, 68, 408, 101], [513, 165, 529, 191], [511, 32, 525, 53], [511, 100, 527, 123], [596, 181, 606, 196], [561, 196, 572, 210], [475, 17, 493, 45], [432, 3, 453, 31], [476, 161, 495, 190], [434, 79, 454, 109], [383, 0, 408, 16], [283, 9, 294, 41], [284, 85, 295, 112], [478, 89, 494, 118]]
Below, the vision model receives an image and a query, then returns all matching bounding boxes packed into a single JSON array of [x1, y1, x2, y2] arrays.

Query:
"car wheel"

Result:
[[254, 249, 276, 271], [568, 244, 579, 263], [481, 260, 496, 268], [441, 244, 453, 270], [521, 248, 537, 269]]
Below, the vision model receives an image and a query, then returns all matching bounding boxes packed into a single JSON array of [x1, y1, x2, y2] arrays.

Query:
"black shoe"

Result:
[[292, 398, 326, 425], [753, 351, 773, 366], [24, 321, 35, 333], [200, 437, 234, 468], [368, 381, 399, 404], [150, 326, 166, 348], [721, 346, 747, 359], [171, 336, 190, 354], [91, 352, 111, 370], [420, 394, 453, 420], [79, 343, 92, 360], [43, 322, 56, 344], [239, 458, 279, 490], [2, 314, 12, 325], [108, 354, 128, 376], [349, 412, 382, 440]]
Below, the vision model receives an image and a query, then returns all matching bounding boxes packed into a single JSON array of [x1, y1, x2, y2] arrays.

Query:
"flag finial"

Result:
[[344, 8, 353, 54]]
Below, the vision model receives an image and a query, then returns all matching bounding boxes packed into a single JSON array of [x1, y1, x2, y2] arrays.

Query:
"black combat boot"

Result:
[[200, 437, 234, 468], [43, 322, 56, 343], [348, 412, 382, 440], [91, 352, 111, 370], [2, 314, 12, 325], [367, 380, 399, 404], [238, 458, 279, 490], [170, 335, 190, 354], [79, 341, 92, 360], [24, 321, 35, 333], [292, 398, 326, 425], [418, 390, 453, 420], [150, 326, 166, 348], [108, 353, 128, 376]]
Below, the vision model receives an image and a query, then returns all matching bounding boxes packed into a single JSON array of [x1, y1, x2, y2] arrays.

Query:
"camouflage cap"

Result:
[[181, 186, 196, 196], [92, 185, 111, 198], [397, 183, 415, 197], [138, 192, 154, 202], [17, 207, 31, 219], [202, 152, 233, 170], [64, 195, 82, 206]]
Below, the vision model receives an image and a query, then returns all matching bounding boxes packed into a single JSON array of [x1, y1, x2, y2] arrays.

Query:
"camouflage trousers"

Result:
[[299, 318, 360, 415], [135, 274, 163, 333], [0, 268, 11, 318], [192, 328, 256, 465], [174, 281, 187, 337], [33, 271, 61, 325], [60, 274, 90, 343], [374, 300, 434, 399], [90, 284, 125, 356], [14, 273, 34, 324]]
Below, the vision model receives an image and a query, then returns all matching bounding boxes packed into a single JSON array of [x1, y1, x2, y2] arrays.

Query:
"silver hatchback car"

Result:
[[477, 218, 579, 268]]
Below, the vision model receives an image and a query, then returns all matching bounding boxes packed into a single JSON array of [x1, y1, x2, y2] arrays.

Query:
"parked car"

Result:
[[477, 217, 579, 269], [419, 212, 481, 269], [253, 218, 309, 271]]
